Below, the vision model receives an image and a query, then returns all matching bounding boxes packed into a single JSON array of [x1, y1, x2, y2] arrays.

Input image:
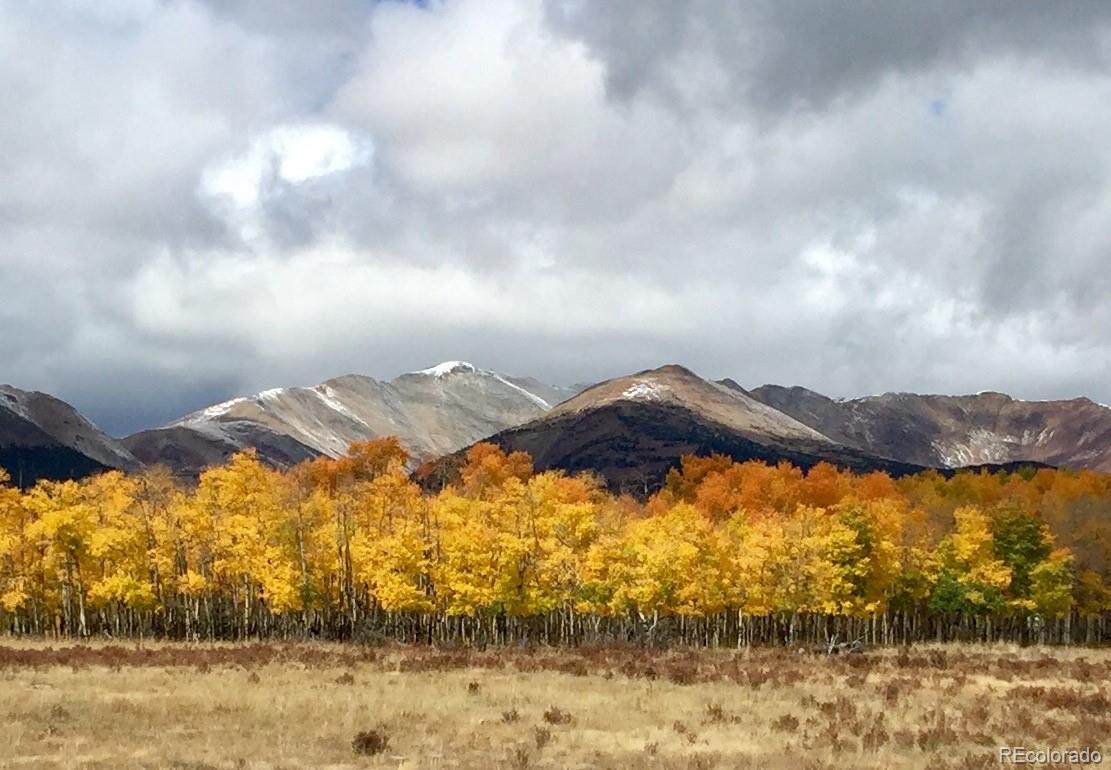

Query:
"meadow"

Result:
[[2, 639, 1108, 769]]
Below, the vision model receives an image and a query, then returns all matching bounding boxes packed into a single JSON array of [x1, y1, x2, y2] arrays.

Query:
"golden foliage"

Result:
[[0, 440, 1107, 641]]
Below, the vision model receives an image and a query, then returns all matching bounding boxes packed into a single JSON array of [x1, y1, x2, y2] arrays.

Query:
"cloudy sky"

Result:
[[2, 0, 1110, 436]]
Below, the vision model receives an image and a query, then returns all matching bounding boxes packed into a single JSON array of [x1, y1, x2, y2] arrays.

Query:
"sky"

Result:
[[2, 0, 1111, 436]]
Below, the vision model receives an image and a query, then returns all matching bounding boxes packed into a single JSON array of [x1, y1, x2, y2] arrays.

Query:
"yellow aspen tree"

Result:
[[24, 480, 97, 635], [929, 506, 1012, 614], [130, 467, 181, 614], [830, 499, 904, 615], [721, 510, 778, 617], [1029, 548, 1074, 618], [194, 451, 298, 631], [431, 489, 503, 617], [282, 468, 342, 616], [0, 469, 34, 618], [82, 472, 157, 621], [349, 470, 433, 613], [606, 503, 725, 619], [523, 473, 600, 615]]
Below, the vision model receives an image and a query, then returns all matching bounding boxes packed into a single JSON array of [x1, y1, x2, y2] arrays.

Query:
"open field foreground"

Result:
[[0, 641, 1108, 769]]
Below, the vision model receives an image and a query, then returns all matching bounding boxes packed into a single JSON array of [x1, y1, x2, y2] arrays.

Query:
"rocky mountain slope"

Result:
[[124, 362, 579, 474], [0, 385, 139, 485], [748, 385, 1111, 472], [121, 422, 320, 480], [427, 366, 924, 495]]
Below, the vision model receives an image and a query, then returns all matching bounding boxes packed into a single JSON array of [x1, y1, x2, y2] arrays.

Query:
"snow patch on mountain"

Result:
[[0, 388, 32, 421], [621, 380, 668, 401], [312, 385, 369, 427], [186, 397, 248, 422], [931, 428, 1020, 467], [414, 361, 477, 377], [490, 374, 550, 409]]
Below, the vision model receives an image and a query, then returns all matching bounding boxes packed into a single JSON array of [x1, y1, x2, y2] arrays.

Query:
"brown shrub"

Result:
[[772, 714, 799, 733], [1011, 685, 1111, 715], [703, 702, 727, 724], [882, 679, 901, 705], [861, 714, 888, 751], [619, 661, 658, 681], [556, 658, 590, 677], [917, 710, 958, 751], [817, 696, 855, 722], [351, 727, 390, 756], [962, 696, 991, 725], [685, 752, 721, 770], [893, 728, 916, 749], [815, 723, 848, 753], [509, 745, 531, 770], [665, 661, 701, 685], [542, 706, 573, 725], [745, 668, 771, 689]]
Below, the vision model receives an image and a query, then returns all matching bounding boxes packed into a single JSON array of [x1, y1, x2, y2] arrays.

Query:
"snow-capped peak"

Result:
[[413, 361, 477, 377]]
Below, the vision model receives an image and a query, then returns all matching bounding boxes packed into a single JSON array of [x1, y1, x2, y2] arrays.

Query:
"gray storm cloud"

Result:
[[1, 0, 1110, 436]]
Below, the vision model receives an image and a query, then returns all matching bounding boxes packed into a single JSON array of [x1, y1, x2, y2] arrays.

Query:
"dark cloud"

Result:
[[2, 0, 1110, 436], [546, 0, 1111, 111]]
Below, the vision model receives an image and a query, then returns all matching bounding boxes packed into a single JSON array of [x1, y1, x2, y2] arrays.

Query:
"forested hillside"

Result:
[[0, 439, 1107, 646]]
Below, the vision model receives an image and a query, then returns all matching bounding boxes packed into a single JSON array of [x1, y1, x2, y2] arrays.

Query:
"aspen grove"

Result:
[[0, 439, 1107, 646]]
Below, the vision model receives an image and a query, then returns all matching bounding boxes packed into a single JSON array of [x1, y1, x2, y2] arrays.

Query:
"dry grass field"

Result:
[[0, 640, 1108, 770]]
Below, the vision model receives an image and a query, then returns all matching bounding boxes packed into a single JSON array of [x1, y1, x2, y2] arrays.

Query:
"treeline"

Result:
[[0, 440, 1108, 646]]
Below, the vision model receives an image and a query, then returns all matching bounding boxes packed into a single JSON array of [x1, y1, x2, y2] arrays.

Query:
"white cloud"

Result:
[[334, 0, 683, 217], [199, 122, 373, 244], [201, 123, 373, 208]]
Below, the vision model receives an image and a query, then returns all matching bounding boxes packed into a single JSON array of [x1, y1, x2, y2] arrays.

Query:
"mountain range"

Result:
[[2, 361, 1109, 488]]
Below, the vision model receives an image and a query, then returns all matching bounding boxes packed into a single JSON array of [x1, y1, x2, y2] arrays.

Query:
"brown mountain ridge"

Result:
[[748, 385, 1111, 473]]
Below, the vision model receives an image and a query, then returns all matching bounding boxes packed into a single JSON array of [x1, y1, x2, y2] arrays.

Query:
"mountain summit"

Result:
[[429, 365, 923, 495], [548, 365, 829, 444], [123, 363, 580, 475], [410, 361, 479, 377]]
